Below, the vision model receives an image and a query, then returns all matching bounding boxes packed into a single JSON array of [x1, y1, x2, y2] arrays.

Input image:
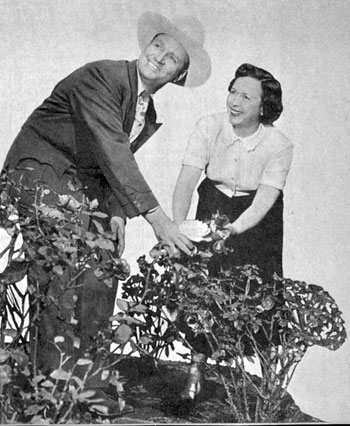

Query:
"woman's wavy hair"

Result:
[[228, 63, 283, 125]]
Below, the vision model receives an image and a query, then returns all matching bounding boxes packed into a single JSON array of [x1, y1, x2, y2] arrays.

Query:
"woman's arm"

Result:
[[172, 165, 202, 225], [224, 184, 280, 235]]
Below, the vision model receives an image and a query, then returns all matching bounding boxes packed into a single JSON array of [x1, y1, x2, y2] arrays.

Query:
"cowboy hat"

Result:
[[137, 11, 211, 87]]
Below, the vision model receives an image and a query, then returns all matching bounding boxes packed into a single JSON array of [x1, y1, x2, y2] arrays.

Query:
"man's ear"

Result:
[[173, 69, 188, 83]]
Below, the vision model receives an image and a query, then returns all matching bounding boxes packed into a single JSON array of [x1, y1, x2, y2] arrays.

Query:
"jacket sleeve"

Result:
[[106, 187, 127, 220], [67, 62, 159, 219]]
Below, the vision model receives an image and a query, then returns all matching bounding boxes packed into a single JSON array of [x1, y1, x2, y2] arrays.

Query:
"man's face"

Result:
[[138, 33, 189, 92]]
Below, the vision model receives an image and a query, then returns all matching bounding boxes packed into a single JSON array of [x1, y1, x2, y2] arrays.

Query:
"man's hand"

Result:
[[110, 216, 126, 257], [144, 207, 194, 256]]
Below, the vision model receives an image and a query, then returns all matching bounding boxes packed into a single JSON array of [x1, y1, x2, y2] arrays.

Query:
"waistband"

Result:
[[214, 185, 255, 198], [232, 190, 253, 197]]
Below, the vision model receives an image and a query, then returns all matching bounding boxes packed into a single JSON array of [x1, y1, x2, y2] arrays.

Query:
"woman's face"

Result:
[[226, 77, 263, 136]]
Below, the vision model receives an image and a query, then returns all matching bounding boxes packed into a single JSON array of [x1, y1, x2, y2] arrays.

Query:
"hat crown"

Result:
[[137, 11, 211, 87], [171, 15, 205, 46]]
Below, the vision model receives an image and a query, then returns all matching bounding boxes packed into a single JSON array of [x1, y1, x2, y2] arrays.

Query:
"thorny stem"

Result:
[[32, 279, 40, 378], [219, 367, 243, 422], [236, 352, 251, 421], [139, 261, 155, 305], [205, 333, 244, 421], [245, 327, 301, 420]]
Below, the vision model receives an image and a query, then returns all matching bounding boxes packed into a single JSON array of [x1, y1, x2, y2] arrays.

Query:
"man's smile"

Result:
[[147, 59, 161, 72]]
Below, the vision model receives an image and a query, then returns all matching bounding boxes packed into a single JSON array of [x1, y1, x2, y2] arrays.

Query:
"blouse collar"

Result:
[[223, 118, 265, 152]]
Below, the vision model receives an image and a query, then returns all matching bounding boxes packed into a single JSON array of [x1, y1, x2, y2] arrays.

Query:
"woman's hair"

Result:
[[228, 63, 283, 125]]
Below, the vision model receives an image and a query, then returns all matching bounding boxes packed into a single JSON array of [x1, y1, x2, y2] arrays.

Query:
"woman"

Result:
[[172, 63, 294, 401]]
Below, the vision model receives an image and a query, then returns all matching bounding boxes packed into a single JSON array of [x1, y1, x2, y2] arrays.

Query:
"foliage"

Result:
[[0, 173, 132, 423], [0, 173, 347, 423], [120, 214, 347, 422]]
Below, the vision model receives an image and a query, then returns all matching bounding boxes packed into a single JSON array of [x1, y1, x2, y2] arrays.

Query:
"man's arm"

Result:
[[67, 62, 193, 254], [68, 61, 159, 218], [144, 206, 193, 256]]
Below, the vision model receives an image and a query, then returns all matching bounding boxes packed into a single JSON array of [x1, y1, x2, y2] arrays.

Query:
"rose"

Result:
[[179, 220, 212, 242]]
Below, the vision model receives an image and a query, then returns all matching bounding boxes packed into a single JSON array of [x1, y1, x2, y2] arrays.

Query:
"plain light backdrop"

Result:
[[1, 0, 350, 423]]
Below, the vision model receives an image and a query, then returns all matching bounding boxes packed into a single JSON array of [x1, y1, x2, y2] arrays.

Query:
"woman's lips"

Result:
[[229, 109, 242, 116]]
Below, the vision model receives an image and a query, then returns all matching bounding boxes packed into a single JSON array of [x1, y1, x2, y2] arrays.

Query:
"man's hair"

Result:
[[228, 63, 283, 125]]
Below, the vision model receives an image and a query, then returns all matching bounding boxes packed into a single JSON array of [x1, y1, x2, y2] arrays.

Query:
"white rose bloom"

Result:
[[179, 220, 212, 242]]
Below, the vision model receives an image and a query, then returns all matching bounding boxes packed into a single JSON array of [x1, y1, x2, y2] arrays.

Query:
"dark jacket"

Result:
[[3, 59, 162, 219]]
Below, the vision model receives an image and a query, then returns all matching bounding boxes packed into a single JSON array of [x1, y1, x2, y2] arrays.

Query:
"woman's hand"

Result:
[[223, 222, 239, 236], [110, 215, 126, 257], [224, 185, 281, 236]]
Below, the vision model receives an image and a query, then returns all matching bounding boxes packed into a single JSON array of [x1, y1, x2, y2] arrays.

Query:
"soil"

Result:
[[93, 357, 322, 425]]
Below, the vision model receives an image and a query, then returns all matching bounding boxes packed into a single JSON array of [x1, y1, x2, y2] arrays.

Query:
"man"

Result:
[[2, 11, 211, 416]]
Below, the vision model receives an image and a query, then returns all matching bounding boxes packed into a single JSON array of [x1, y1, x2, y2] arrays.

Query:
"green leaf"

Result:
[[211, 351, 221, 360], [10, 349, 29, 368], [92, 219, 104, 234], [95, 238, 115, 251], [63, 245, 77, 254], [70, 386, 78, 403], [139, 335, 153, 345], [77, 390, 97, 402], [113, 324, 133, 344], [25, 404, 44, 416], [32, 374, 46, 385], [89, 404, 109, 415], [76, 358, 93, 365], [84, 231, 95, 240], [71, 375, 85, 389], [3, 329, 17, 338], [103, 278, 113, 288], [109, 312, 126, 322], [0, 259, 28, 284], [117, 298, 129, 312], [40, 380, 54, 388], [0, 365, 12, 384], [94, 267, 104, 278], [0, 349, 10, 363], [50, 368, 71, 381], [91, 211, 108, 219], [39, 205, 65, 220], [130, 303, 148, 314], [53, 265, 63, 275], [127, 317, 146, 326]]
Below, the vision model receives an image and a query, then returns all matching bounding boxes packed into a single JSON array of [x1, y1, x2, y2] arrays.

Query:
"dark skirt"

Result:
[[196, 178, 284, 279]]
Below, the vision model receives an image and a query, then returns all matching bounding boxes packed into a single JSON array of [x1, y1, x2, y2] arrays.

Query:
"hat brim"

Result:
[[137, 12, 211, 87]]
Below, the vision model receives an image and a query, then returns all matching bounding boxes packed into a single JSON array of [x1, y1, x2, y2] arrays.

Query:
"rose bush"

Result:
[[0, 173, 347, 423], [120, 212, 347, 422]]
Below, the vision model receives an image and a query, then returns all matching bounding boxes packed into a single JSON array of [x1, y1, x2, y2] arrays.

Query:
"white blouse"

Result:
[[183, 112, 294, 197]]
